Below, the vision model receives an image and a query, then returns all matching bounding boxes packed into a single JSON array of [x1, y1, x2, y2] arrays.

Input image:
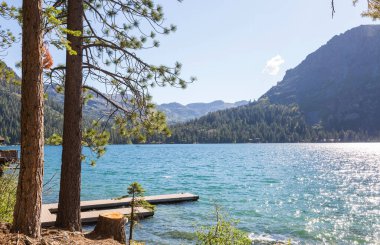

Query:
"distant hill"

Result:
[[45, 86, 248, 123], [159, 25, 380, 143], [154, 101, 325, 144], [0, 61, 247, 143], [157, 100, 249, 123]]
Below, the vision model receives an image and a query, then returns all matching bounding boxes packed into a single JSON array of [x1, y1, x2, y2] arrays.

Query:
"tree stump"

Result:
[[91, 212, 127, 244]]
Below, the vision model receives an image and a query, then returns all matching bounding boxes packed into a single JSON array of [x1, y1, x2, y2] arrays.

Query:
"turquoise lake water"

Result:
[[2, 143, 380, 244]]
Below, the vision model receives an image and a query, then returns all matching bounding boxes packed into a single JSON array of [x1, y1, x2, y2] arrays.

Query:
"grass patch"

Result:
[[0, 169, 17, 223]]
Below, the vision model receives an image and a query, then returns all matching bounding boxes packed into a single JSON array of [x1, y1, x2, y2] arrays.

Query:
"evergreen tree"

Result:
[[0, 2, 17, 53], [43, 0, 194, 230], [11, 0, 45, 238], [127, 182, 154, 244], [54, 0, 84, 231]]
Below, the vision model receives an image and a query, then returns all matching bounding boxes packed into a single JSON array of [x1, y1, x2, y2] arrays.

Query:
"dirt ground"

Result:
[[0, 223, 123, 245]]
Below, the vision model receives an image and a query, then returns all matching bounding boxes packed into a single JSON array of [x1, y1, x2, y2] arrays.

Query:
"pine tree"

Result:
[[12, 0, 45, 238], [127, 182, 154, 244], [55, 0, 84, 231], [45, 0, 193, 230], [0, 3, 17, 54]]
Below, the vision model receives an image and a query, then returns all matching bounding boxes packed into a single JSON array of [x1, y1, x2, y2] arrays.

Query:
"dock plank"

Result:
[[46, 193, 199, 212], [81, 207, 153, 223], [41, 193, 198, 227], [41, 207, 153, 227]]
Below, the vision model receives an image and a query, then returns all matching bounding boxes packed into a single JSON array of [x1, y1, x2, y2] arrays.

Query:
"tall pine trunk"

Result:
[[55, 0, 83, 231], [12, 0, 44, 238]]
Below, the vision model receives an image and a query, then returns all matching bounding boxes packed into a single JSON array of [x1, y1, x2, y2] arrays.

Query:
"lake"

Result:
[[2, 143, 380, 244]]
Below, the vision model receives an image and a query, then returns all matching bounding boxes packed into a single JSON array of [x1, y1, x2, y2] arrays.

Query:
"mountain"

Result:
[[0, 61, 247, 143], [2, 25, 380, 144], [45, 86, 111, 119], [46, 86, 248, 123], [0, 63, 63, 144], [263, 25, 380, 132], [157, 100, 249, 123], [150, 99, 372, 144], [153, 101, 326, 144], [160, 25, 380, 143]]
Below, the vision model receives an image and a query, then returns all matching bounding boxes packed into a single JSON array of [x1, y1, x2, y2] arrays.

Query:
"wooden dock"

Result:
[[41, 193, 199, 227], [0, 150, 18, 163], [0, 150, 18, 176]]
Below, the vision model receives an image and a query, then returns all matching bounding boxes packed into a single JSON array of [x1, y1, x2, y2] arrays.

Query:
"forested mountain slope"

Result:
[[150, 100, 372, 144], [264, 25, 380, 132], [0, 63, 63, 144]]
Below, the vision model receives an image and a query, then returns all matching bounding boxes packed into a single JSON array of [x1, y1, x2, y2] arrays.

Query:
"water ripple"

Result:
[[2, 143, 377, 244]]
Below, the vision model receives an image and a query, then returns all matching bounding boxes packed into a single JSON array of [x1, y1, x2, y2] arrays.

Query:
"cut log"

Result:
[[90, 212, 127, 244]]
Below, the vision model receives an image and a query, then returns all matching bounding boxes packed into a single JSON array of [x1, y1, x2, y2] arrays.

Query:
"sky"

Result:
[[0, 0, 376, 104]]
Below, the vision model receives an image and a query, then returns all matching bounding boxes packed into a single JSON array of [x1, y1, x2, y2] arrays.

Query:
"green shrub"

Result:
[[196, 206, 251, 245], [0, 170, 17, 223]]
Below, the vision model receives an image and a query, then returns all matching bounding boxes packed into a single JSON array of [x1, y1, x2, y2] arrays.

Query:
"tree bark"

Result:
[[90, 212, 127, 244], [12, 0, 44, 238], [129, 194, 135, 242], [55, 0, 84, 231]]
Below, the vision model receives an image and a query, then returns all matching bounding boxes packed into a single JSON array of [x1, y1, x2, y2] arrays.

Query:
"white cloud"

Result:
[[263, 55, 285, 76]]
